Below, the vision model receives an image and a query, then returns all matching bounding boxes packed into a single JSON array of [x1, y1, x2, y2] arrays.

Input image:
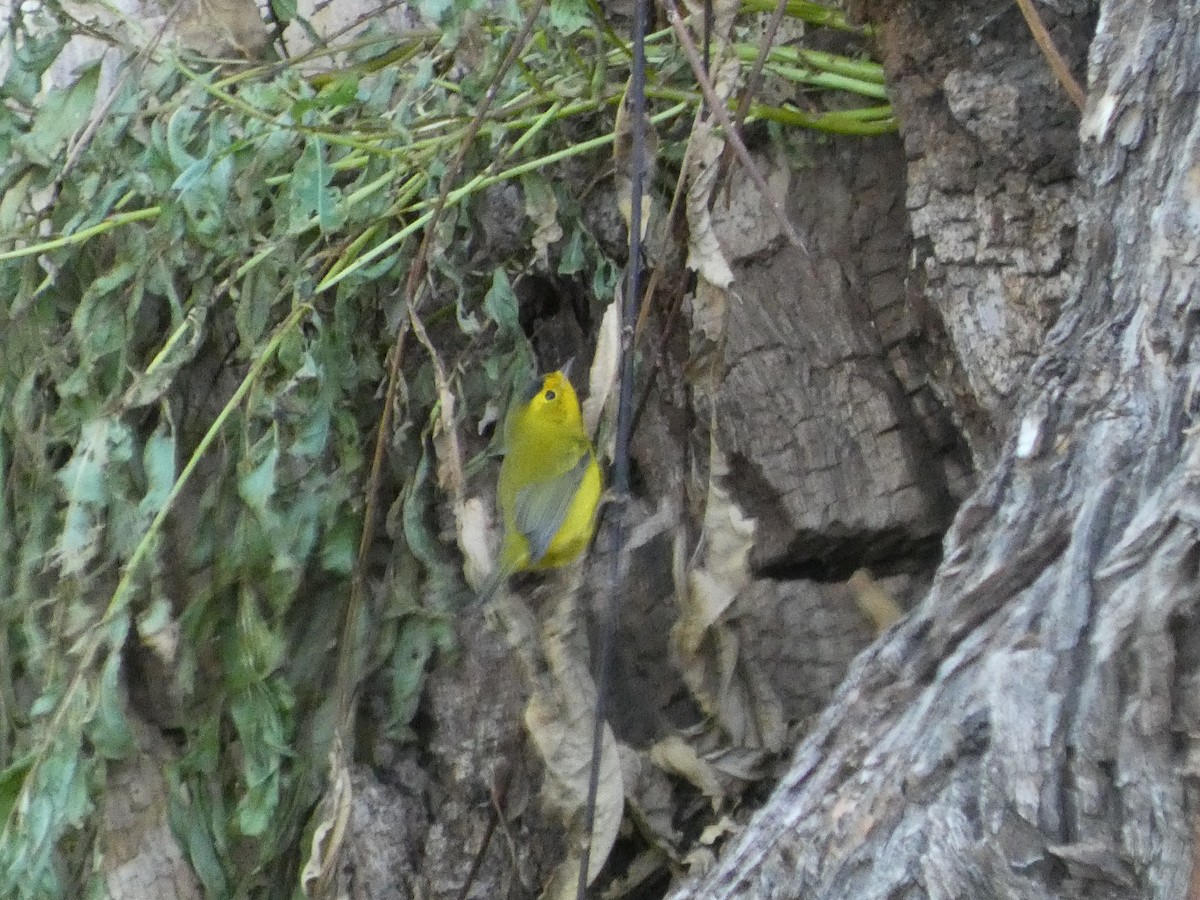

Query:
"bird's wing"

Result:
[[513, 451, 590, 564]]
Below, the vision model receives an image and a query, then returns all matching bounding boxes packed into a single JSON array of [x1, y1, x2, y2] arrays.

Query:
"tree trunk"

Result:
[[669, 1, 1200, 898]]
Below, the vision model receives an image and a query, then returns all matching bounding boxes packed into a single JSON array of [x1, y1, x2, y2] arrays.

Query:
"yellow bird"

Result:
[[476, 368, 602, 604]]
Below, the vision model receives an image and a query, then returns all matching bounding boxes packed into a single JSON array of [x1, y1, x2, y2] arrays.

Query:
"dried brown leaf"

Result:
[[176, 0, 270, 58], [300, 741, 354, 899], [620, 745, 683, 855], [457, 496, 493, 593], [848, 568, 904, 633], [524, 174, 564, 268], [671, 447, 785, 752], [649, 734, 723, 800], [583, 299, 621, 438], [525, 596, 624, 889], [682, 58, 740, 289]]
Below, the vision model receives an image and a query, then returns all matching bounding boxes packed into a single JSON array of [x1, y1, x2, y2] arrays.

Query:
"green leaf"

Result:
[[385, 618, 443, 737], [87, 257, 140, 299], [559, 226, 586, 275], [0, 170, 34, 233], [238, 428, 280, 512], [228, 681, 288, 837], [136, 596, 174, 645], [0, 755, 35, 831], [482, 269, 519, 333], [169, 115, 235, 237], [122, 307, 208, 410], [320, 515, 357, 574], [235, 267, 275, 349], [270, 0, 297, 23], [593, 256, 621, 301], [88, 651, 134, 759], [166, 761, 230, 898], [12, 60, 100, 165], [0, 19, 70, 106], [139, 418, 177, 519], [549, 0, 592, 35], [289, 137, 344, 234], [54, 417, 133, 576], [165, 106, 203, 173], [292, 78, 359, 117], [292, 401, 330, 459]]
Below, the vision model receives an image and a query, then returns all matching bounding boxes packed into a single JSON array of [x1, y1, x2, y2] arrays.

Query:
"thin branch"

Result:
[[1014, 0, 1085, 111], [718, 0, 789, 189], [578, 0, 650, 893], [665, 0, 808, 253]]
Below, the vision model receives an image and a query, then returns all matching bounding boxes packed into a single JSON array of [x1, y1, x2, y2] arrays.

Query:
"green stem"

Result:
[[0, 208, 161, 261], [738, 0, 871, 33], [734, 43, 886, 84]]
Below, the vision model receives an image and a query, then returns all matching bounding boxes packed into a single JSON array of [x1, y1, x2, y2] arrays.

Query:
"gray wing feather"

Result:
[[513, 453, 590, 563]]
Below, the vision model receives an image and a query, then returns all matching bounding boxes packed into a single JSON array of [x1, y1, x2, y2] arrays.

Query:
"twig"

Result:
[[718, 0, 789, 190], [665, 0, 808, 254], [577, 0, 650, 893], [1014, 0, 1085, 111]]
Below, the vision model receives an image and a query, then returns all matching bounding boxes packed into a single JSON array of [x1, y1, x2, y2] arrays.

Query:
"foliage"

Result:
[[0, 0, 890, 896]]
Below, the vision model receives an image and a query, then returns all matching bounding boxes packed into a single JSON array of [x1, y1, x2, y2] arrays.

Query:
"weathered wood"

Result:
[[712, 137, 967, 578], [858, 0, 1094, 465], [669, 1, 1200, 897]]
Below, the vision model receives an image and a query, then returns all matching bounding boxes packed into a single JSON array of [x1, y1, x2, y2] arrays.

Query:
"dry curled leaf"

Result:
[[300, 741, 353, 899], [697, 814, 739, 847], [457, 496, 493, 593], [649, 734, 723, 800], [523, 174, 564, 268], [682, 58, 740, 289], [525, 596, 624, 892], [691, 277, 729, 348], [583, 299, 621, 438], [672, 446, 785, 752], [620, 745, 683, 856], [429, 381, 465, 499], [176, 0, 270, 59], [848, 568, 904, 633]]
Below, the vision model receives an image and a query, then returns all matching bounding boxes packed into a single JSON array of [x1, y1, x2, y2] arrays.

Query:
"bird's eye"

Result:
[[544, 390, 557, 401]]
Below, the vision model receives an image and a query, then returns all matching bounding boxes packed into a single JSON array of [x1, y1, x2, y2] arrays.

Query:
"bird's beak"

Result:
[[560, 357, 575, 380]]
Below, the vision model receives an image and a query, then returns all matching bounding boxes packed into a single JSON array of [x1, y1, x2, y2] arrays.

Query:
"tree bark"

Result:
[[669, 0, 1200, 898]]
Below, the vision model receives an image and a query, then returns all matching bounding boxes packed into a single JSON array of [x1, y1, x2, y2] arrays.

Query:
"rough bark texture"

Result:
[[870, 0, 1095, 465], [627, 129, 969, 733], [712, 138, 969, 579], [99, 719, 202, 900], [669, 0, 1200, 897], [347, 608, 567, 900]]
